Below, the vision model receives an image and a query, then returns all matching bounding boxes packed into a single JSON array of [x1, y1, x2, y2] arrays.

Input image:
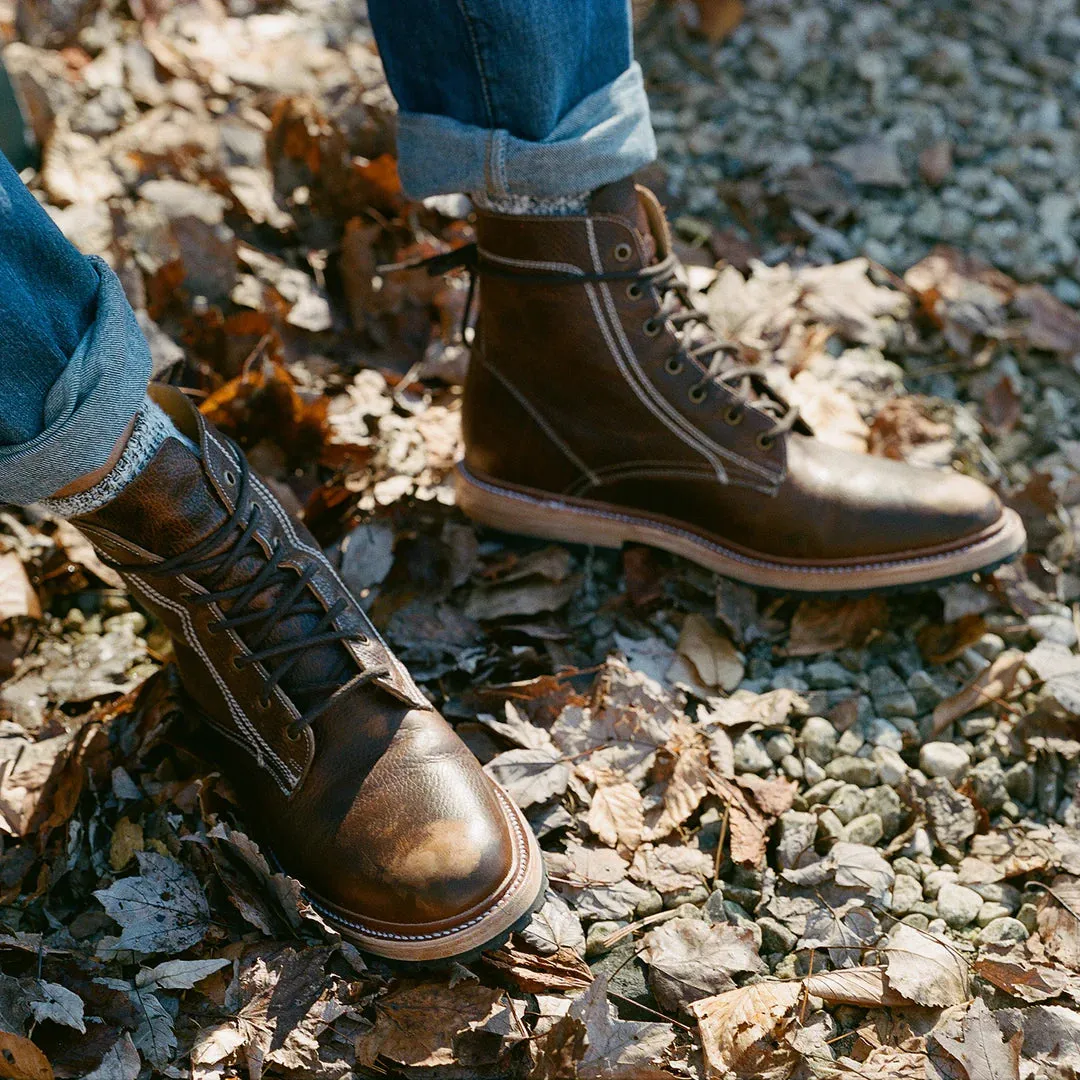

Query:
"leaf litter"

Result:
[[1, 0, 1080, 1078]]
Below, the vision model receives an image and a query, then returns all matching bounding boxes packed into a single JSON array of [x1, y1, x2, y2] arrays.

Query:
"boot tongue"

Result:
[[589, 178, 658, 264]]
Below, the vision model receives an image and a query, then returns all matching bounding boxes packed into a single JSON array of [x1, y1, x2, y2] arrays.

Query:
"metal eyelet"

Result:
[[230, 655, 243, 670], [223, 469, 236, 485], [757, 432, 775, 451], [613, 242, 633, 262], [688, 385, 707, 404], [626, 282, 642, 300], [285, 724, 302, 741], [665, 356, 684, 376], [724, 406, 744, 426], [643, 319, 661, 337]]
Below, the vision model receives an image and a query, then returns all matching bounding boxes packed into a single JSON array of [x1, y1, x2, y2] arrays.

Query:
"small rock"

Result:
[[1017, 902, 1039, 934], [766, 733, 796, 762], [817, 808, 846, 842], [777, 811, 818, 870], [635, 889, 664, 918], [825, 756, 879, 788], [586, 920, 626, 957], [804, 779, 844, 806], [1029, 613, 1078, 647], [891, 874, 923, 915], [976, 902, 1013, 927], [923, 869, 957, 900], [872, 747, 908, 787], [758, 916, 798, 954], [919, 139, 953, 186], [734, 732, 772, 774], [780, 754, 804, 780], [937, 882, 984, 928], [703, 889, 726, 924], [863, 785, 904, 838], [844, 812, 884, 846], [1005, 761, 1036, 804], [828, 784, 868, 825], [919, 742, 971, 784], [803, 758, 827, 785], [977, 917, 1030, 946], [968, 757, 1008, 812], [806, 660, 853, 689], [836, 728, 865, 757], [901, 913, 930, 931], [799, 716, 838, 765], [972, 633, 1006, 661], [869, 665, 919, 718], [863, 717, 903, 752], [971, 882, 1021, 911]]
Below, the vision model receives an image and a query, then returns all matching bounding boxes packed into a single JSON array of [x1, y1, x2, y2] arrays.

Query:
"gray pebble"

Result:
[[977, 917, 1030, 945], [919, 741, 971, 784], [586, 920, 627, 957], [976, 902, 1013, 926], [828, 783, 868, 824], [825, 756, 879, 788], [844, 812, 884, 846], [758, 916, 798, 954], [799, 716, 839, 765], [734, 732, 772, 774], [937, 882, 984, 928], [891, 874, 923, 915], [1005, 761, 1036, 804]]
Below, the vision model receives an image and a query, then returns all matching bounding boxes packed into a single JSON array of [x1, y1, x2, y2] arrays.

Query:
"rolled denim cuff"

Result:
[[395, 63, 658, 200], [0, 255, 151, 504]]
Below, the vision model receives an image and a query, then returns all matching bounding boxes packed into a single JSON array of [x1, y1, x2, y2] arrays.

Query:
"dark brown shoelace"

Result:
[[385, 243, 801, 445], [119, 440, 388, 738]]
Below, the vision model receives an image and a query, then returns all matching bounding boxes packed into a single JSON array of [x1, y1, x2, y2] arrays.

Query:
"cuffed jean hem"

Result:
[[0, 255, 152, 505], [395, 62, 658, 199]]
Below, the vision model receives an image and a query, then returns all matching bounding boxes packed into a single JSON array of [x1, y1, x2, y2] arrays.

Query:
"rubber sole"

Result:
[[301, 783, 547, 964], [456, 463, 1027, 595]]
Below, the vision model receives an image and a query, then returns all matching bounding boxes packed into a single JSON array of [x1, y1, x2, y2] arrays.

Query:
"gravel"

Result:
[[977, 917, 1031, 945]]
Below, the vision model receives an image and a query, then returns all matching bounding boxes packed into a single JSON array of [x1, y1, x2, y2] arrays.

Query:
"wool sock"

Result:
[[43, 395, 198, 518], [471, 191, 591, 216]]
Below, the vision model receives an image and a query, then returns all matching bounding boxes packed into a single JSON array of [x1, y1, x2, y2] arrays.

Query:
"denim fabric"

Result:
[[367, 0, 657, 198], [0, 152, 151, 504]]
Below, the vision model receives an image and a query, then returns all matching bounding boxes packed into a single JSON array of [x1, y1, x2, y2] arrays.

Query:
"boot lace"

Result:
[[383, 243, 800, 446], [127, 439, 388, 739]]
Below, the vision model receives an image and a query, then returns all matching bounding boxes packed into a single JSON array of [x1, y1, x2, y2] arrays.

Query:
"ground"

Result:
[[1, 1, 1080, 1078]]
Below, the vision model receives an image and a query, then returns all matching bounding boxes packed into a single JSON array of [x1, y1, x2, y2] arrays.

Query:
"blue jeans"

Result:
[[0, 0, 654, 501], [368, 0, 655, 199]]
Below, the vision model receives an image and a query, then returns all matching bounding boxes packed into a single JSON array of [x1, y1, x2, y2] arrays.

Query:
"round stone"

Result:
[[919, 742, 971, 784], [891, 874, 923, 915], [844, 812, 884, 846], [799, 717, 838, 765], [937, 882, 984, 928], [976, 902, 1013, 927], [977, 917, 1030, 946]]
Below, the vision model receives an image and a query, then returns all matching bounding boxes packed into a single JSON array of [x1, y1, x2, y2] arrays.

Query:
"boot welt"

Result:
[[457, 463, 1027, 595], [301, 783, 546, 963]]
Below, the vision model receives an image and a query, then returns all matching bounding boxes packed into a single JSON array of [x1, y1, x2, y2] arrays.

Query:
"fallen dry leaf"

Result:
[[785, 595, 888, 656], [932, 648, 1025, 734], [934, 997, 1022, 1080], [884, 924, 970, 1007], [588, 774, 645, 854], [691, 981, 802, 1080]]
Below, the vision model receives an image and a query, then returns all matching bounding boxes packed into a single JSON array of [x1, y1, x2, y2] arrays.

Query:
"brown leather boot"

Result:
[[456, 180, 1026, 592], [73, 386, 543, 962]]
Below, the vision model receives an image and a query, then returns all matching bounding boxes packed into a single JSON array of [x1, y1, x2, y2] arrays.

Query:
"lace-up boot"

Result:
[[457, 179, 1025, 591], [73, 385, 544, 962]]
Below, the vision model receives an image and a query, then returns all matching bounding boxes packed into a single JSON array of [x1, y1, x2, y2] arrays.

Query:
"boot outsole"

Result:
[[456, 463, 1027, 597]]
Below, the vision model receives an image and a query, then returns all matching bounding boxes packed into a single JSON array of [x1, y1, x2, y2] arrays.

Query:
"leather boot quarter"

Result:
[[457, 180, 1026, 593], [72, 385, 544, 963]]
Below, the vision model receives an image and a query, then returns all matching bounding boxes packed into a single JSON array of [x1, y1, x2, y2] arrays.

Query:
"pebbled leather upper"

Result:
[[74, 385, 517, 928], [462, 180, 1004, 564]]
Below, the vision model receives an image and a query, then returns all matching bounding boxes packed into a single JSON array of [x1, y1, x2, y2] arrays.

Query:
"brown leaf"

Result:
[[785, 595, 887, 656], [867, 396, 955, 463], [803, 966, 908, 1006], [884, 924, 970, 1007], [934, 997, 1022, 1080], [639, 918, 766, 1016], [0, 553, 40, 623], [959, 828, 1066, 884], [1037, 876, 1080, 972], [669, 614, 744, 693], [483, 941, 592, 993], [690, 0, 744, 41], [712, 774, 797, 866], [354, 980, 513, 1069], [981, 374, 1023, 437], [974, 956, 1075, 1003], [0, 1032, 53, 1080], [932, 649, 1025, 733], [917, 613, 988, 665], [1013, 283, 1080, 356], [588, 776, 645, 854], [644, 742, 711, 842], [690, 982, 802, 1080]]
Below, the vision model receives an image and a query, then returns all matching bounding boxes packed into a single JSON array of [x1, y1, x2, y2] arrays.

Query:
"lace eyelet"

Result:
[[285, 724, 302, 741], [688, 385, 707, 405], [665, 356, 684, 376], [626, 282, 642, 300], [724, 406, 744, 426], [613, 242, 633, 262], [643, 319, 661, 338], [757, 432, 775, 451], [223, 469, 236, 485], [230, 655, 243, 670]]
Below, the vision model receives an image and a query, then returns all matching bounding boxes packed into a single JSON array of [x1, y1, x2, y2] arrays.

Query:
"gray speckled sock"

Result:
[[42, 395, 198, 518], [472, 191, 590, 216]]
